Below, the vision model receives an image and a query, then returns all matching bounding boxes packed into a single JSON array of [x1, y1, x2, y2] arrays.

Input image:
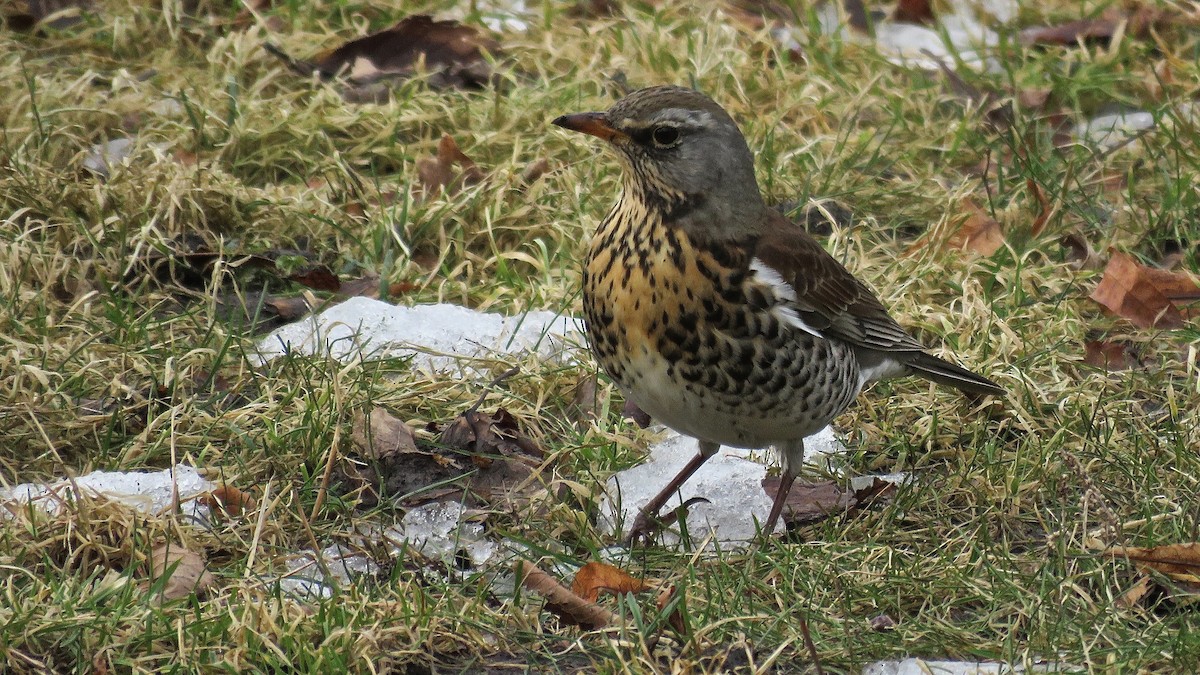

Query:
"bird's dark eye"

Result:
[[651, 125, 680, 147]]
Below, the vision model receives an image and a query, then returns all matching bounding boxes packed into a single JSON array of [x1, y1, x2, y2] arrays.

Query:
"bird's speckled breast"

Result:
[[582, 197, 862, 448]]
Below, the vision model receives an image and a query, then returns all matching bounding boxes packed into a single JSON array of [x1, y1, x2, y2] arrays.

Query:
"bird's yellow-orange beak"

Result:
[[552, 112, 627, 143]]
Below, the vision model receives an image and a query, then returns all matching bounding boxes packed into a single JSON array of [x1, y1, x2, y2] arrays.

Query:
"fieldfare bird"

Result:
[[554, 85, 1003, 543]]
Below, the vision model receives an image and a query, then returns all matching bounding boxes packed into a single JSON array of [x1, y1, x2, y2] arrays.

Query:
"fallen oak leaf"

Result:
[[1115, 575, 1154, 610], [516, 559, 617, 629], [946, 201, 1005, 256], [571, 561, 652, 603], [141, 542, 215, 603], [352, 407, 421, 461], [1090, 251, 1198, 329], [416, 134, 487, 199], [1082, 333, 1142, 371]]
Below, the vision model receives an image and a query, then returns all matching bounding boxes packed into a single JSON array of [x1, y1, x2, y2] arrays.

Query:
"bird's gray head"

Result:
[[554, 85, 767, 240]]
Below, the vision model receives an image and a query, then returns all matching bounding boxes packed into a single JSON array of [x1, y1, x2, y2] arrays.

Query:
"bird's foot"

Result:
[[622, 509, 663, 546], [622, 497, 710, 546]]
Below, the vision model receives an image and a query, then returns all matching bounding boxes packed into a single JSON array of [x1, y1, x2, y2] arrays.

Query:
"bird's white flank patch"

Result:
[[749, 258, 824, 338]]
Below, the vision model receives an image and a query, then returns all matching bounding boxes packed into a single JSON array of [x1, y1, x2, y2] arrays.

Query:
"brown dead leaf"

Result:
[[1090, 251, 1198, 329], [268, 15, 499, 91], [1083, 337, 1138, 371], [436, 373, 548, 505], [201, 485, 257, 518], [869, 613, 898, 631], [1108, 543, 1200, 580], [762, 478, 896, 526], [1019, 16, 1122, 47], [516, 560, 617, 629], [142, 238, 341, 293], [946, 202, 1005, 256], [286, 265, 340, 292], [262, 295, 311, 321], [441, 404, 543, 459], [352, 407, 421, 461], [656, 584, 687, 634], [1061, 232, 1102, 270], [416, 134, 487, 199], [893, 0, 934, 25], [571, 561, 652, 603], [1027, 178, 1053, 237], [1019, 5, 1185, 47], [1115, 575, 1154, 609], [142, 542, 215, 603], [520, 158, 552, 185]]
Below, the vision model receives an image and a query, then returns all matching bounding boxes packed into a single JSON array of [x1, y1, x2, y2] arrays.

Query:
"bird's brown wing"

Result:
[[751, 208, 926, 354]]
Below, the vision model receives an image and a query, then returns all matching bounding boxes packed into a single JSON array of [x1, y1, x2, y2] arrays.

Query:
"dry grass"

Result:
[[3, 0, 1200, 672]]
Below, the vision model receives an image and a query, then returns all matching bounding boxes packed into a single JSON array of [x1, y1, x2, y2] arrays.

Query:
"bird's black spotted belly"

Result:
[[582, 210, 861, 446]]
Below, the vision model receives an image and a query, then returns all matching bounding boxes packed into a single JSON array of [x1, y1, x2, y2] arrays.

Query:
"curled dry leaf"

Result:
[[946, 201, 1005, 256], [571, 561, 651, 603], [142, 542, 215, 603], [568, 373, 600, 426], [1061, 232, 1102, 270], [416, 134, 487, 199], [352, 407, 420, 461], [1082, 335, 1141, 371], [440, 404, 544, 459], [520, 158, 552, 185], [1019, 4, 1187, 47], [869, 614, 898, 631], [1090, 251, 1200, 329], [1108, 543, 1200, 580], [516, 560, 617, 629], [1116, 576, 1154, 609], [656, 584, 687, 634], [201, 485, 256, 518]]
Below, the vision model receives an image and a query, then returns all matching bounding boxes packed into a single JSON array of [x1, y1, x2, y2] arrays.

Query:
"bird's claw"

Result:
[[622, 511, 661, 546]]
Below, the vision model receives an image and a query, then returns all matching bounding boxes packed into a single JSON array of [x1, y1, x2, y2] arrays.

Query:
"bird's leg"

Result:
[[624, 440, 720, 545], [763, 439, 805, 535]]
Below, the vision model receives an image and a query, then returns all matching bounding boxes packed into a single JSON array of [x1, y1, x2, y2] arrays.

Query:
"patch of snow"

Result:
[[864, 658, 1080, 675], [253, 297, 584, 372], [279, 543, 379, 599], [0, 465, 214, 519], [600, 428, 834, 545], [276, 502, 505, 599], [388, 501, 499, 569]]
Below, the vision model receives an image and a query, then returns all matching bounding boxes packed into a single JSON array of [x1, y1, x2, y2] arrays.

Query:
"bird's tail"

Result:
[[908, 352, 1004, 397]]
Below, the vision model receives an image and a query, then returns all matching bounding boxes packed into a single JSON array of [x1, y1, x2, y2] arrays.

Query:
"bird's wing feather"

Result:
[[751, 209, 926, 353]]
